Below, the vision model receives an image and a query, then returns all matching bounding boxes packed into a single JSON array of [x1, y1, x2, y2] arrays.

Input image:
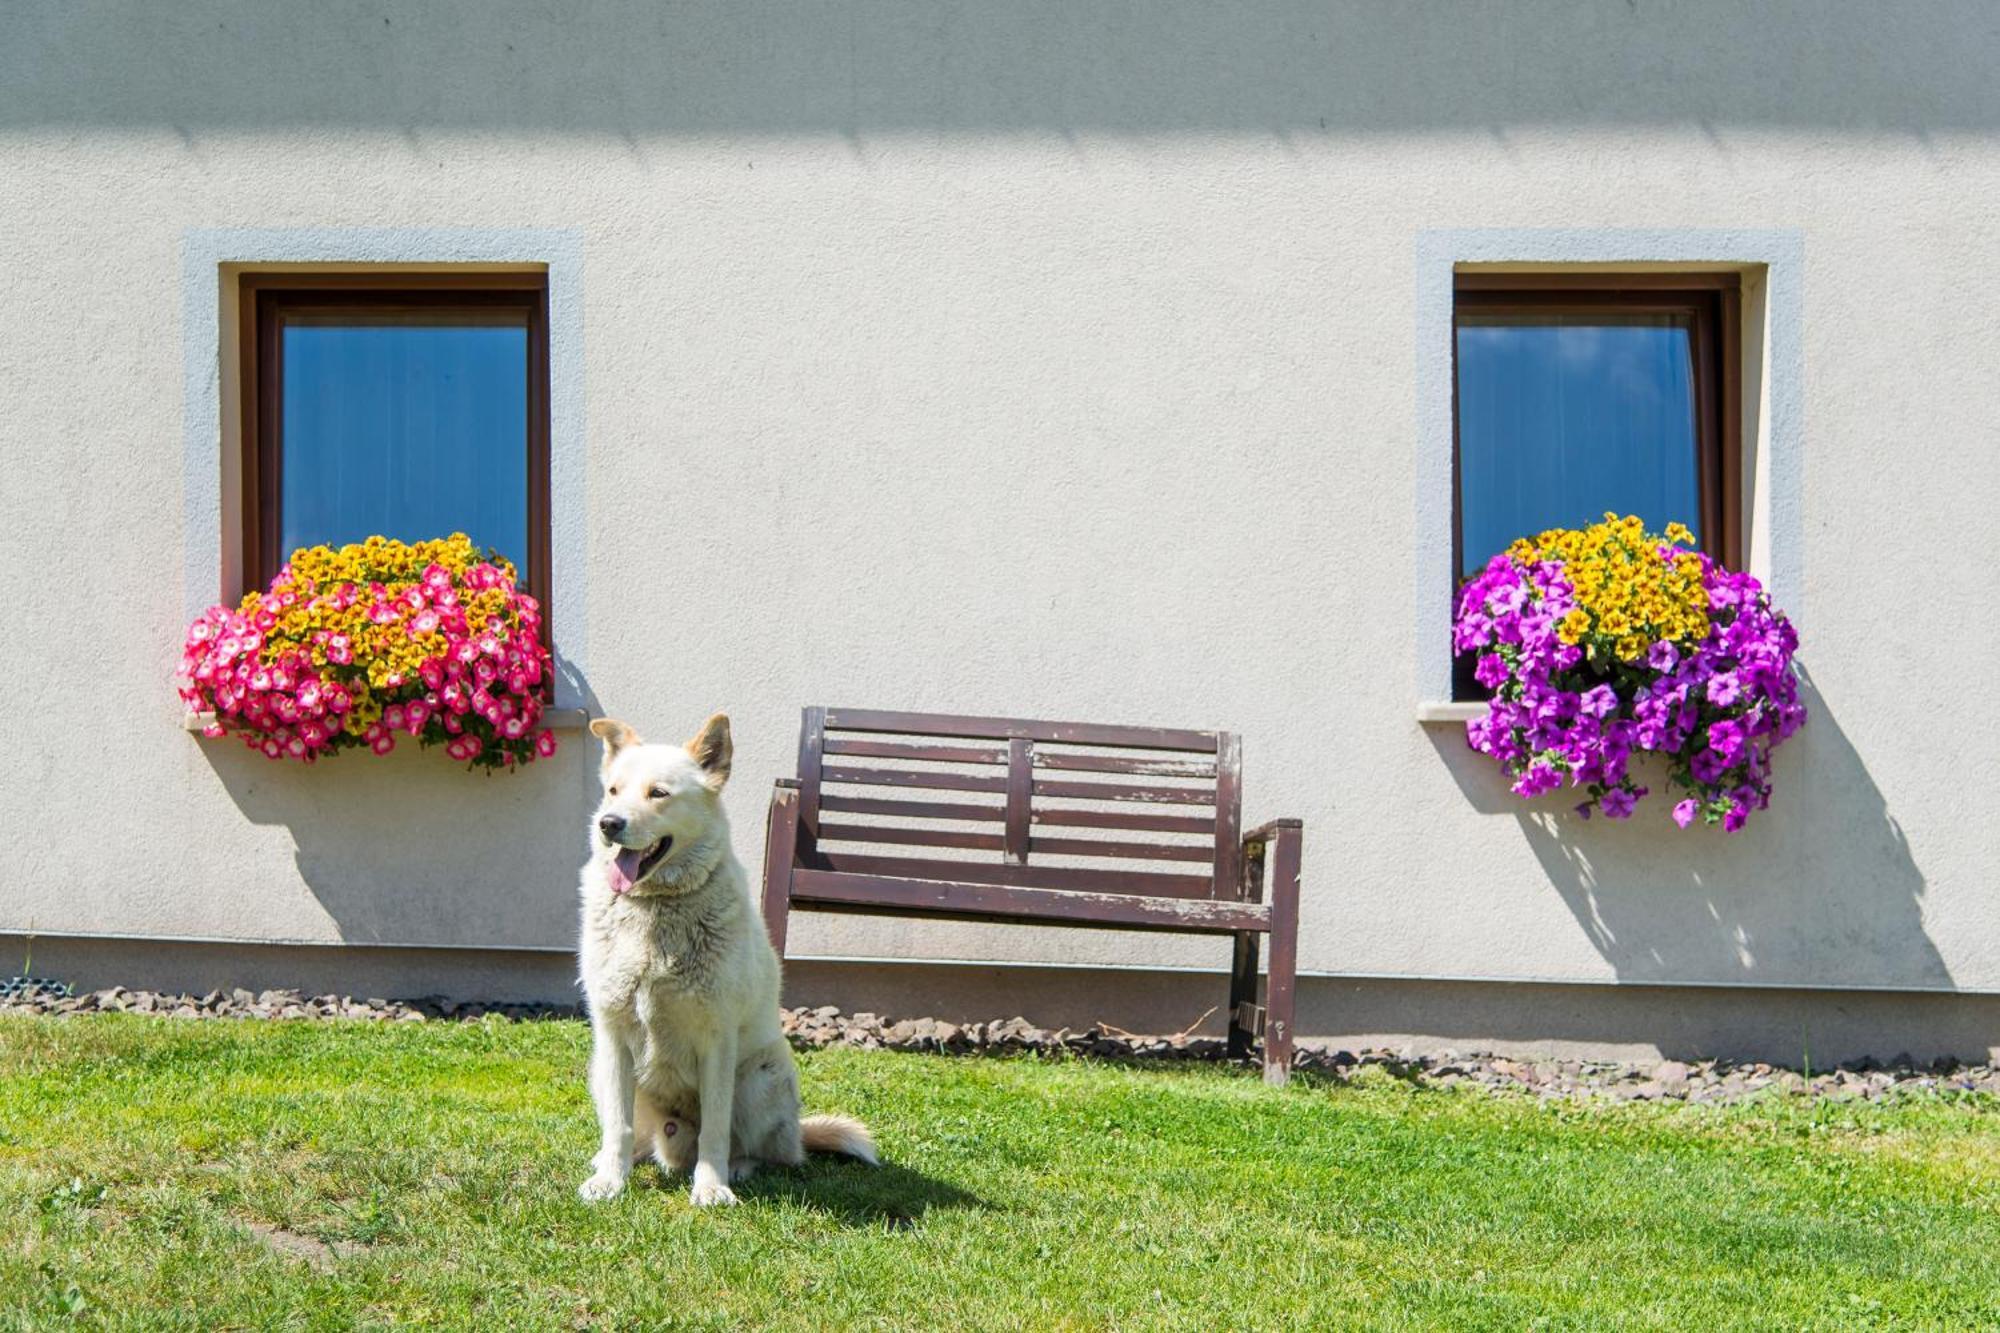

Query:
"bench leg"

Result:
[[761, 784, 801, 959], [1227, 930, 1261, 1060], [1262, 823, 1302, 1087]]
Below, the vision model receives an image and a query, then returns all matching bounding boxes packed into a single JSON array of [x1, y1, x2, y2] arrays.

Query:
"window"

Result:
[[239, 273, 550, 612], [1452, 272, 1740, 694]]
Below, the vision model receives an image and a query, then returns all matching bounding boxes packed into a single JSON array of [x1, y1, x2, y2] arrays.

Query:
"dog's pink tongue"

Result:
[[609, 849, 645, 895]]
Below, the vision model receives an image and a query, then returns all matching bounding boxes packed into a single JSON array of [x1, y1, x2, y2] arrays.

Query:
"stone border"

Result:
[[6, 984, 1995, 1105]]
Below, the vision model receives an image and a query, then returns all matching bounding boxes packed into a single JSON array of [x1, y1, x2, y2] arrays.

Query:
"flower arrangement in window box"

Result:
[[1454, 515, 1803, 830], [178, 534, 557, 770]]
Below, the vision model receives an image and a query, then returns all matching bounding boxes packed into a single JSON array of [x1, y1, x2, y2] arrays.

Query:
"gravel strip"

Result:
[[6, 979, 1996, 1104]]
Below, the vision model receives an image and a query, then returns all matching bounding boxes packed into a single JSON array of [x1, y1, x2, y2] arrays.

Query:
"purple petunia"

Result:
[[1456, 524, 1804, 830]]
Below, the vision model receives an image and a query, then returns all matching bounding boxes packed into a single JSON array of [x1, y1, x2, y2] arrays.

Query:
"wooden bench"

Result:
[[760, 707, 1303, 1084]]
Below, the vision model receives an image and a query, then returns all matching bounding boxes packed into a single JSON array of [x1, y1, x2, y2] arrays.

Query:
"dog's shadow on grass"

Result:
[[639, 1161, 988, 1228]]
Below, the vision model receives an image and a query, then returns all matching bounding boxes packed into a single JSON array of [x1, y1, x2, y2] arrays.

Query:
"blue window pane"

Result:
[[280, 316, 529, 579], [1456, 315, 1700, 578]]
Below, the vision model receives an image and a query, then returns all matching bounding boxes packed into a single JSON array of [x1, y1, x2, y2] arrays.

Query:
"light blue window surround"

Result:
[[1413, 230, 1804, 705]]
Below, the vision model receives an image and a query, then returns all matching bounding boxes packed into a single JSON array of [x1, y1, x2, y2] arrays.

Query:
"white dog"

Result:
[[576, 713, 876, 1206]]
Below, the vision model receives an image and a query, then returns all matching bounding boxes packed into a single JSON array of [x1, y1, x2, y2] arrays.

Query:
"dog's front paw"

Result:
[[578, 1170, 628, 1203], [689, 1176, 739, 1208]]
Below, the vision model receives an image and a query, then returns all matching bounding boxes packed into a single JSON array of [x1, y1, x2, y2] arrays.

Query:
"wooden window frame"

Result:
[[1449, 271, 1742, 699], [237, 271, 552, 624]]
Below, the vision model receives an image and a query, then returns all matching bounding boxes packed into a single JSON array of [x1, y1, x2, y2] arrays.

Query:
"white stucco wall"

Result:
[[3, 3, 1998, 1014]]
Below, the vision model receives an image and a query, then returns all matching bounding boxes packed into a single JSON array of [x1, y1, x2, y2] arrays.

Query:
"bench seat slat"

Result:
[[1033, 752, 1218, 778], [815, 852, 1215, 898], [821, 765, 1009, 794], [1030, 835, 1213, 863], [1031, 777, 1215, 806], [819, 793, 1003, 823], [792, 868, 1271, 934], [1031, 807, 1216, 835], [822, 738, 1009, 765], [818, 822, 1004, 852]]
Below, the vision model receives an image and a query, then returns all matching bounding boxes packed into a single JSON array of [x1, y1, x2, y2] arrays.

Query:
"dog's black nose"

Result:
[[598, 814, 627, 840]]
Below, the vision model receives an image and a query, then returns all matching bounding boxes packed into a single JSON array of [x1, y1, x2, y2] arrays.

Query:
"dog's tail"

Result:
[[800, 1113, 879, 1166]]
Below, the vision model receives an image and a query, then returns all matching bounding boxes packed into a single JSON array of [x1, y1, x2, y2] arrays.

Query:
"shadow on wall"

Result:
[[1426, 669, 1950, 992], [5, 1, 1997, 134], [199, 658, 603, 950]]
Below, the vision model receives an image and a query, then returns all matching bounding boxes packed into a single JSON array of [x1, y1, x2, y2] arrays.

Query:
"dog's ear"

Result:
[[589, 718, 640, 777], [686, 713, 732, 789]]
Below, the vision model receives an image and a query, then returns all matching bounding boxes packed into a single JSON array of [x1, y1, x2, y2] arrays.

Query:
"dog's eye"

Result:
[[648, 786, 670, 800], [608, 785, 620, 796]]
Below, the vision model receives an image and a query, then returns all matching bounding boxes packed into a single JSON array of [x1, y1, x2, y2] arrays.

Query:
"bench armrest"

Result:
[[1242, 817, 1302, 848], [772, 776, 800, 791]]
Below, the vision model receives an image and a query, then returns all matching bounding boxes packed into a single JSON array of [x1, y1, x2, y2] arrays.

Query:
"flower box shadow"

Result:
[[1424, 668, 1949, 994], [195, 658, 604, 952]]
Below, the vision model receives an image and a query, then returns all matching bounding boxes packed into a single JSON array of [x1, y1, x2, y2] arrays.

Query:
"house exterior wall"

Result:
[[4, 2, 1997, 1057]]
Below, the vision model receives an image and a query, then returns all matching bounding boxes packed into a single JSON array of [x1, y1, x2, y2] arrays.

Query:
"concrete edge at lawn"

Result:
[[10, 978, 2000, 1108], [12, 934, 2000, 1069]]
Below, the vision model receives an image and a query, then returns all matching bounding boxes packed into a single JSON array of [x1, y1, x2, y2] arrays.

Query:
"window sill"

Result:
[[182, 707, 591, 733], [1416, 701, 1489, 724]]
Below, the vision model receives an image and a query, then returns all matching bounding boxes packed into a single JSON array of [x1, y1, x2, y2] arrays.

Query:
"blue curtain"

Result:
[[280, 317, 530, 576], [1456, 314, 1700, 578]]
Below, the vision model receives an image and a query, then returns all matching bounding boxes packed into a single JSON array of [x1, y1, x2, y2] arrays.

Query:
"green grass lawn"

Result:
[[4, 1017, 2000, 1330]]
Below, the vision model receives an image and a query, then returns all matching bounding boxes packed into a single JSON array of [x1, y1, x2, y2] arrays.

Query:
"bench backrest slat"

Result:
[[822, 707, 1221, 754], [797, 707, 1242, 899]]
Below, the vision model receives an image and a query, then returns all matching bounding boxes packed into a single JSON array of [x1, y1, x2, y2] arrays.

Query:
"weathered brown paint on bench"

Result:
[[762, 707, 1304, 1084]]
